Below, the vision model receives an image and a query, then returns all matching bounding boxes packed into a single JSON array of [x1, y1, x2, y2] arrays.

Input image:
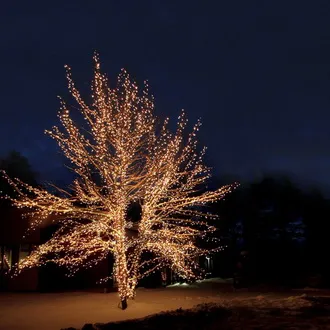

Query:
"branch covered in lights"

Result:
[[2, 54, 238, 308]]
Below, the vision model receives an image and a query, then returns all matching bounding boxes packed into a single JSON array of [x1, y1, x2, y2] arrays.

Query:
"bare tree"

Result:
[[3, 54, 237, 309]]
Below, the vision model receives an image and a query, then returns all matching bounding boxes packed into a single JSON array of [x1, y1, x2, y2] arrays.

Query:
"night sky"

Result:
[[2, 1, 330, 193]]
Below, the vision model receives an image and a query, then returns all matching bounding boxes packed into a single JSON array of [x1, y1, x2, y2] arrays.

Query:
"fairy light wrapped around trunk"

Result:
[[2, 53, 238, 309]]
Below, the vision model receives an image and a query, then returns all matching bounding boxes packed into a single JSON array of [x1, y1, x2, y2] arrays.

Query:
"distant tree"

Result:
[[302, 189, 330, 281], [213, 175, 310, 284], [243, 176, 304, 242], [0, 151, 37, 199], [0, 151, 38, 273]]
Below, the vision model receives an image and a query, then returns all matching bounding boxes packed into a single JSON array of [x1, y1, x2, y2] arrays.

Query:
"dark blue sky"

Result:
[[2, 1, 330, 192]]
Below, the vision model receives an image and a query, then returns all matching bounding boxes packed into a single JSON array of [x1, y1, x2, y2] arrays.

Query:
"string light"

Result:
[[1, 53, 238, 309], [0, 254, 10, 270]]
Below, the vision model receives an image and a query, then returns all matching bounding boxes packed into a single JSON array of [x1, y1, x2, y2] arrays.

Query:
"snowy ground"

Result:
[[0, 279, 329, 330], [84, 298, 330, 330]]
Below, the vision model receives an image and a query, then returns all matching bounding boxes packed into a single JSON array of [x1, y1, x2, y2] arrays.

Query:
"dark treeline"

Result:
[[212, 175, 330, 288]]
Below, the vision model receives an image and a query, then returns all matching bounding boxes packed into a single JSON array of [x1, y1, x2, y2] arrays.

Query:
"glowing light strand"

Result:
[[2, 54, 238, 308]]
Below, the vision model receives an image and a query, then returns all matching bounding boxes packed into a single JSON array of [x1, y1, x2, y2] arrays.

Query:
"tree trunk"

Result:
[[0, 245, 4, 291], [114, 242, 130, 309], [120, 297, 128, 310], [0, 245, 4, 271]]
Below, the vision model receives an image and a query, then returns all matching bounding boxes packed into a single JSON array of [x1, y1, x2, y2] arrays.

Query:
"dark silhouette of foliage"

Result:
[[0, 151, 38, 199], [212, 174, 330, 287]]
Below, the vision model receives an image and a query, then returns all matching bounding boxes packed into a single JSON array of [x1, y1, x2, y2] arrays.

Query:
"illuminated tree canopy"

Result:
[[2, 54, 237, 309]]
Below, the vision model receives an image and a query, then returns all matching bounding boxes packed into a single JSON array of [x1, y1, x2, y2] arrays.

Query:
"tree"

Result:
[[0, 151, 38, 276], [0, 151, 37, 199], [214, 175, 308, 285], [2, 54, 236, 309]]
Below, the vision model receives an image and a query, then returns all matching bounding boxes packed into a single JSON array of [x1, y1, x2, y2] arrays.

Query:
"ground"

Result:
[[0, 279, 329, 330]]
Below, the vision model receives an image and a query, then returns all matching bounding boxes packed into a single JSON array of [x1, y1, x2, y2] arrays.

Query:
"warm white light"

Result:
[[2, 53, 238, 308]]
